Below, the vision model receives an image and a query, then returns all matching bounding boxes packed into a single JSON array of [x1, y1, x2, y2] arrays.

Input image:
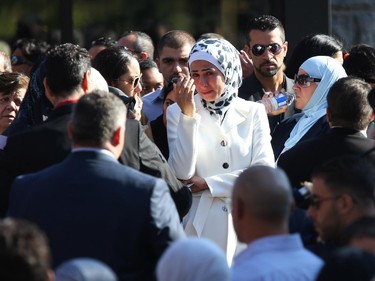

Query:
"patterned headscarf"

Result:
[[188, 38, 242, 116]]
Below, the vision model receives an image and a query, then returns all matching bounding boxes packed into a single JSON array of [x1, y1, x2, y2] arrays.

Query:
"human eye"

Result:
[[190, 73, 199, 78], [179, 58, 189, 66], [162, 58, 174, 65], [0, 96, 10, 104]]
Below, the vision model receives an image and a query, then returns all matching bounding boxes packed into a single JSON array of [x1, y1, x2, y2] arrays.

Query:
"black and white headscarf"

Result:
[[188, 38, 242, 116]]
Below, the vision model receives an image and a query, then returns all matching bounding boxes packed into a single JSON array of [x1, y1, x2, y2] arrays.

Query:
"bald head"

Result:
[[232, 166, 293, 243]]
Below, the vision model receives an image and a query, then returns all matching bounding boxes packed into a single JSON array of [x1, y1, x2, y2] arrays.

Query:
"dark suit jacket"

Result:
[[238, 73, 296, 131], [278, 127, 375, 188], [271, 114, 330, 159], [0, 104, 191, 218], [8, 150, 185, 281]]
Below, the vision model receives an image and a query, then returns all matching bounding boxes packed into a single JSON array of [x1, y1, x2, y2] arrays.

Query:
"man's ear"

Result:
[[139, 52, 148, 60], [111, 127, 122, 146], [43, 78, 55, 105], [67, 120, 73, 141], [82, 69, 91, 92], [337, 193, 354, 215], [326, 107, 332, 126]]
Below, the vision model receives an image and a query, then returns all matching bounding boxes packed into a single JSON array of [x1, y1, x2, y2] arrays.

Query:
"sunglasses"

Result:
[[308, 195, 341, 210], [116, 74, 142, 88], [11, 55, 33, 66], [251, 43, 283, 56], [294, 74, 322, 88]]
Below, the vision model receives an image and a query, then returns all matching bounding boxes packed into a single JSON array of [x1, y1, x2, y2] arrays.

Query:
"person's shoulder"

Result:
[[233, 97, 264, 114], [142, 88, 162, 103]]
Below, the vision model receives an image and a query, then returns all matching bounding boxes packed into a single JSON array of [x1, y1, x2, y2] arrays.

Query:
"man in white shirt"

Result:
[[231, 165, 323, 281]]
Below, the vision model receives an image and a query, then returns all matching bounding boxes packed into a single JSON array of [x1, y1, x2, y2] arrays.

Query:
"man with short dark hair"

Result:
[[278, 77, 375, 188], [231, 165, 323, 281], [307, 155, 375, 254], [0, 218, 53, 281], [239, 15, 295, 131], [142, 30, 195, 121], [8, 91, 185, 281], [117, 31, 155, 61]]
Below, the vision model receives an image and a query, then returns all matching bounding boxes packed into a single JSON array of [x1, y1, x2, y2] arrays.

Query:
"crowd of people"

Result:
[[1, 13, 375, 281]]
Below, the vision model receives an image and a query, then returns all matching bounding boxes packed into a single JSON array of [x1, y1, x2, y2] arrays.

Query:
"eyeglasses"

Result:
[[251, 43, 283, 57], [294, 74, 322, 88], [116, 73, 142, 88], [11, 55, 33, 66], [308, 195, 341, 210]]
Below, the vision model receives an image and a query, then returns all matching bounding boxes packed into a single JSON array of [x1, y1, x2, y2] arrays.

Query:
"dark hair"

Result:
[[162, 80, 175, 103], [312, 155, 375, 209], [368, 87, 375, 111], [90, 37, 117, 48], [45, 43, 91, 98], [285, 33, 344, 77], [198, 33, 225, 41], [245, 15, 285, 44], [0, 218, 51, 281], [121, 31, 155, 59], [13, 38, 50, 65], [92, 46, 137, 86], [139, 58, 158, 71], [343, 44, 375, 82], [342, 216, 375, 245], [327, 77, 372, 130], [0, 72, 30, 94], [316, 247, 375, 281], [71, 90, 126, 146], [157, 30, 195, 57]]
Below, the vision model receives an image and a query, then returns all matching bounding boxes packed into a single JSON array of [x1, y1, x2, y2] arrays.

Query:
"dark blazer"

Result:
[[271, 114, 330, 159], [150, 114, 169, 159], [238, 73, 296, 131], [8, 150, 185, 281], [0, 104, 191, 218], [278, 127, 375, 188]]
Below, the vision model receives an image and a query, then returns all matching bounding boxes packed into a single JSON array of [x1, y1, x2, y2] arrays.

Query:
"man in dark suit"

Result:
[[8, 91, 185, 281], [278, 77, 375, 189], [0, 43, 191, 218]]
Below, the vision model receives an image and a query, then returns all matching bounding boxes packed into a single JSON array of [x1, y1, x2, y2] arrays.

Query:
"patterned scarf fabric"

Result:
[[188, 38, 242, 116]]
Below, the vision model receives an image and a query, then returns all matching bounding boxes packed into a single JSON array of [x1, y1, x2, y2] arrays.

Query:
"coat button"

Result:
[[220, 140, 227, 147], [222, 162, 229, 169]]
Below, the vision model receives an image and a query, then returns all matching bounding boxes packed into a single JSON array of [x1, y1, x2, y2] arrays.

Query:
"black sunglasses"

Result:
[[251, 43, 283, 57], [294, 74, 322, 88], [11, 55, 33, 66]]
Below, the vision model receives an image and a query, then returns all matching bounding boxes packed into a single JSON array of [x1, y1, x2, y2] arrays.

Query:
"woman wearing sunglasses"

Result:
[[166, 38, 275, 263], [92, 46, 143, 120], [272, 56, 347, 159]]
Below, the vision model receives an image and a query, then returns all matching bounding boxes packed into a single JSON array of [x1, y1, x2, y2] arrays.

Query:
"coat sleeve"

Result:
[[147, 178, 186, 258], [167, 104, 200, 180]]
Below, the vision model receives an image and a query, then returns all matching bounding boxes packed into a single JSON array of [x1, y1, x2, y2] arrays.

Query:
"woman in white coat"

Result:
[[166, 38, 275, 264]]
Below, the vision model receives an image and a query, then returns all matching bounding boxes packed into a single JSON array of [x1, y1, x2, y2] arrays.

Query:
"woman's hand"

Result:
[[240, 50, 254, 79], [175, 76, 196, 117], [132, 94, 143, 121], [183, 176, 208, 193]]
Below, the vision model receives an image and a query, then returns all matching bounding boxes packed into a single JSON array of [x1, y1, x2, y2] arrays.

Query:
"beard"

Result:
[[255, 61, 281, 77]]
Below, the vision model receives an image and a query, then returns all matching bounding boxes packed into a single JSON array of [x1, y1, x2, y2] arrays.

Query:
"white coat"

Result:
[[167, 95, 275, 264]]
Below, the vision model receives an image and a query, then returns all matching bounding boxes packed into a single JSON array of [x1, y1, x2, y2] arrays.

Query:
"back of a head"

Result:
[[157, 30, 196, 56], [45, 43, 91, 98], [156, 237, 230, 281], [327, 76, 372, 130], [71, 90, 126, 147], [0, 218, 51, 281], [55, 258, 117, 281], [312, 155, 375, 211], [246, 15, 285, 42], [13, 38, 50, 65], [343, 44, 375, 82], [92, 46, 136, 85], [286, 33, 344, 77], [121, 31, 155, 60], [234, 165, 293, 223], [316, 247, 375, 281]]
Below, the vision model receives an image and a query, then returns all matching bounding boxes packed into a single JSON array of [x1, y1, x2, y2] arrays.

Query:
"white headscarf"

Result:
[[188, 38, 242, 116], [282, 56, 347, 153], [156, 238, 230, 281]]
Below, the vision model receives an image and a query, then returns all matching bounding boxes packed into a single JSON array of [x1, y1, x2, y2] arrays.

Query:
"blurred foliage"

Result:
[[0, 0, 268, 49]]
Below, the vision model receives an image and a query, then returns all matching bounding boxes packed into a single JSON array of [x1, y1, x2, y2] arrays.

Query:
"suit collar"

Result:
[[47, 103, 75, 121]]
